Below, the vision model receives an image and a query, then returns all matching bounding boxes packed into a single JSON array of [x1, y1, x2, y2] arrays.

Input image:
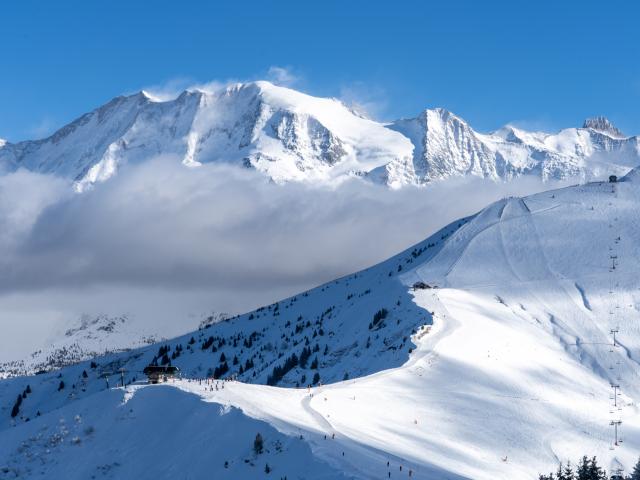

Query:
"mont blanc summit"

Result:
[[0, 82, 413, 190]]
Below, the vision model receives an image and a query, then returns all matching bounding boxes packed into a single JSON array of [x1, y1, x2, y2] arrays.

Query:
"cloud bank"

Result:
[[0, 159, 565, 360]]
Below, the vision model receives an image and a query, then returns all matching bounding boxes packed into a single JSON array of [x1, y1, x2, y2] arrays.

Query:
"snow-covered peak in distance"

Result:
[[583, 116, 626, 138], [387, 108, 640, 185], [0, 81, 638, 189]]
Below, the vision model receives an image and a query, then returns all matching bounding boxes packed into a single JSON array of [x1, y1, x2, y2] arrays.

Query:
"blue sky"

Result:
[[1, 0, 638, 141]]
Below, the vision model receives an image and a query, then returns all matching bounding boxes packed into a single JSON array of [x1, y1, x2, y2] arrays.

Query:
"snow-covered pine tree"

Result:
[[629, 458, 640, 480], [562, 462, 574, 480]]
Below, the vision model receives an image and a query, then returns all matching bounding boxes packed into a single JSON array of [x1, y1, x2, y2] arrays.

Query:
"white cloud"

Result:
[[0, 160, 564, 360], [505, 118, 561, 134], [266, 66, 300, 87], [140, 67, 299, 101], [339, 82, 389, 120], [138, 77, 196, 101], [27, 116, 59, 139]]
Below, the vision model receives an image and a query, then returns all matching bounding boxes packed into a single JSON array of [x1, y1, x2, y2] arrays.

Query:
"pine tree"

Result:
[[629, 457, 640, 480], [576, 456, 590, 480], [563, 462, 574, 480], [299, 346, 311, 368], [587, 456, 606, 480], [253, 433, 264, 454], [10, 395, 22, 418], [244, 358, 254, 371]]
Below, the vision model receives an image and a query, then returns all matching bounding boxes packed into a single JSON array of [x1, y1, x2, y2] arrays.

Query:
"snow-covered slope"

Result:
[[0, 314, 161, 378], [0, 310, 231, 378], [1, 83, 637, 189], [4, 174, 640, 478], [0, 385, 349, 479]]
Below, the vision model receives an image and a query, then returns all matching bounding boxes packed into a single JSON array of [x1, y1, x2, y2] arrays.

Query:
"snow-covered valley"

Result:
[[2, 170, 640, 478]]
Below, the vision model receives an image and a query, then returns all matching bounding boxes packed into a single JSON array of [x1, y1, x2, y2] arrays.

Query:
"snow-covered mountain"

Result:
[[3, 172, 640, 478], [386, 108, 640, 185], [1, 82, 637, 189], [0, 82, 412, 191]]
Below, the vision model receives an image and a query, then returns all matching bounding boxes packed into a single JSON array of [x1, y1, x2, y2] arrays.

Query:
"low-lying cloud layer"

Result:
[[0, 159, 565, 360]]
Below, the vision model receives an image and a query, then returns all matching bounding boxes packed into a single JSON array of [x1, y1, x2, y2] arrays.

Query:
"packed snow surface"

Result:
[[3, 173, 640, 478]]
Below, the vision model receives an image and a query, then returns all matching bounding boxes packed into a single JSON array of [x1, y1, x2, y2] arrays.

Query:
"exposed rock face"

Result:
[[583, 116, 625, 138]]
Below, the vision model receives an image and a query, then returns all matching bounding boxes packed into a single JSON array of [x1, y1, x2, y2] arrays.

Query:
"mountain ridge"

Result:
[[3, 171, 640, 478], [0, 81, 638, 190]]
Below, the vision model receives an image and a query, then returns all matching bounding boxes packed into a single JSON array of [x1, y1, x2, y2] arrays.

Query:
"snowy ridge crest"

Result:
[[1, 81, 639, 188]]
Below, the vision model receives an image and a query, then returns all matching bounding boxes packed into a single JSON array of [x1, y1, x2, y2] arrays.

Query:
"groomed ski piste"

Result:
[[3, 169, 640, 479]]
